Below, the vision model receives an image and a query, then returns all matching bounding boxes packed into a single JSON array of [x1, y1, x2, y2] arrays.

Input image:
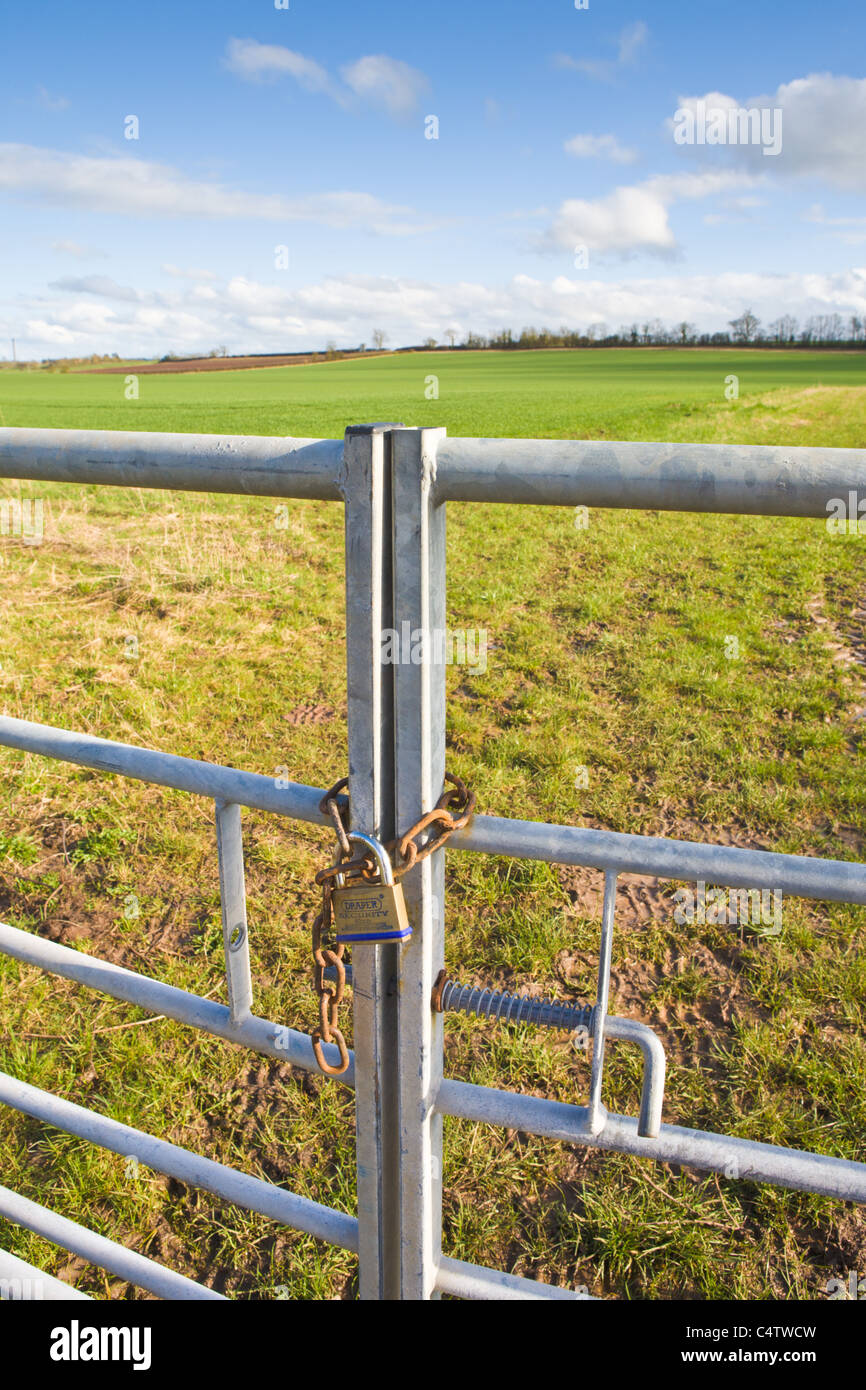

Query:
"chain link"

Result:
[[391, 772, 476, 877], [309, 774, 476, 1076], [310, 866, 350, 1076]]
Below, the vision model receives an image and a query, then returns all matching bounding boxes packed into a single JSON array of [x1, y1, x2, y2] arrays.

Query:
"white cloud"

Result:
[[618, 21, 648, 65], [26, 320, 78, 345], [804, 202, 866, 244], [51, 239, 107, 259], [340, 55, 430, 120], [223, 38, 337, 97], [644, 170, 760, 201], [49, 275, 139, 301], [671, 74, 866, 191], [36, 85, 69, 112], [547, 186, 677, 256], [0, 143, 433, 234], [555, 21, 648, 81], [805, 203, 866, 227], [541, 170, 759, 257], [225, 39, 430, 120], [564, 133, 638, 164], [12, 266, 866, 359]]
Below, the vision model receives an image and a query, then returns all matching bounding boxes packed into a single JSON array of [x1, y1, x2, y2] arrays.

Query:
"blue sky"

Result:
[[2, 0, 865, 356]]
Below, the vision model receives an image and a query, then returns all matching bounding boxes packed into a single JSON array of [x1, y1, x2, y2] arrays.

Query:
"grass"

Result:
[[0, 348, 865, 1299], [1, 346, 865, 441]]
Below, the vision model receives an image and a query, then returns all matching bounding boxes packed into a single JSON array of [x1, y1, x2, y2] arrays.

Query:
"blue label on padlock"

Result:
[[335, 926, 413, 944]]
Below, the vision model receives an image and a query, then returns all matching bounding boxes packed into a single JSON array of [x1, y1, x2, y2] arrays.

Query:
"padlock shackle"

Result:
[[340, 831, 395, 885]]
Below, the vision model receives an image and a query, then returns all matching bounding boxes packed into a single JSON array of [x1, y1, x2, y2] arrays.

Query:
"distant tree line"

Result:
[[9, 310, 864, 372], [415, 311, 866, 352]]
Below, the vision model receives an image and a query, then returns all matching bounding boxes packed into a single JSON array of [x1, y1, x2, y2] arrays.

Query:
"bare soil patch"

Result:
[[76, 352, 389, 376]]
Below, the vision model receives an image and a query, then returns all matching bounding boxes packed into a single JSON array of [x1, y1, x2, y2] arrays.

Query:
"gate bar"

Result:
[[0, 716, 329, 823], [434, 1256, 593, 1301], [0, 1074, 590, 1299], [0, 920, 352, 1080], [0, 1247, 91, 1300], [0, 428, 345, 500], [452, 813, 866, 904], [0, 1183, 225, 1299], [435, 437, 866, 516], [215, 800, 253, 1022], [436, 1079, 866, 1203], [7, 913, 852, 1205], [587, 871, 616, 1134], [0, 1070, 359, 1251], [4, 427, 866, 519], [343, 423, 402, 1300], [4, 716, 866, 904], [392, 427, 449, 1300]]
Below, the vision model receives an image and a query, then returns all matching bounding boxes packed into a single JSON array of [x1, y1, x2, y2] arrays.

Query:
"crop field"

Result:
[[2, 346, 866, 443], [1, 348, 866, 1299]]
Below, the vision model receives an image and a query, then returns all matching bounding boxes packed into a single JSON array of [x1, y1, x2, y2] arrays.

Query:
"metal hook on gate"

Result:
[[425, 973, 667, 1140], [426, 867, 667, 1140], [599, 1014, 666, 1139], [587, 871, 617, 1134]]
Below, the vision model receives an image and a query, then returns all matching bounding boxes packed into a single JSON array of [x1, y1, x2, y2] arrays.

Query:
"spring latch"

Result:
[[431, 971, 593, 1037], [429, 968, 665, 1140], [323, 963, 663, 1137]]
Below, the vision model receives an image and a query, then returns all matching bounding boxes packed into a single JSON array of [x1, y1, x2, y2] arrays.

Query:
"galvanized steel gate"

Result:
[[1, 422, 866, 1302]]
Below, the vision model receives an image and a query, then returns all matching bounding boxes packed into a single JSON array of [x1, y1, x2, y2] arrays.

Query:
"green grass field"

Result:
[[3, 346, 866, 443], [1, 348, 865, 1299]]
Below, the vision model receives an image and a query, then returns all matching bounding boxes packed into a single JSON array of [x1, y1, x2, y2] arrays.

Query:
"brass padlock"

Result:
[[333, 833, 412, 945]]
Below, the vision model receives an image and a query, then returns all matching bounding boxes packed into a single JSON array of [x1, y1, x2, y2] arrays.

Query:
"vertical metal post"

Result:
[[342, 424, 402, 1299], [588, 870, 617, 1133], [215, 800, 253, 1022], [392, 427, 448, 1299]]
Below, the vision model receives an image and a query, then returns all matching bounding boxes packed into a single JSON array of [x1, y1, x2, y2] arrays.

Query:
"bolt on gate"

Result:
[[1, 422, 866, 1302]]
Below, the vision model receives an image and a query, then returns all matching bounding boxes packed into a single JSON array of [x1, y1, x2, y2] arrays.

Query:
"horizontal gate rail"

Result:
[[0, 1246, 92, 1301], [434, 437, 866, 514], [436, 1079, 866, 1204], [8, 901, 866, 1216], [0, 1070, 580, 1302], [0, 1182, 224, 1300], [0, 921, 352, 1080], [4, 427, 866, 518], [2, 716, 864, 905], [0, 716, 330, 824], [452, 813, 866, 904], [0, 1070, 359, 1252], [0, 428, 345, 500], [434, 1256, 592, 1301]]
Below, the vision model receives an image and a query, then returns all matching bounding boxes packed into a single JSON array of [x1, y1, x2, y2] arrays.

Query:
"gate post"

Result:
[[343, 424, 401, 1299], [391, 427, 448, 1299], [343, 423, 447, 1300]]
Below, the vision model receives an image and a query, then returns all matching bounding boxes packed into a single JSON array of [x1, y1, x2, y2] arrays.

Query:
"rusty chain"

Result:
[[309, 773, 476, 1076]]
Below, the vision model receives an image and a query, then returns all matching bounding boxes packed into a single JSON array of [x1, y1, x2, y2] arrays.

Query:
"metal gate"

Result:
[[1, 421, 866, 1301]]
